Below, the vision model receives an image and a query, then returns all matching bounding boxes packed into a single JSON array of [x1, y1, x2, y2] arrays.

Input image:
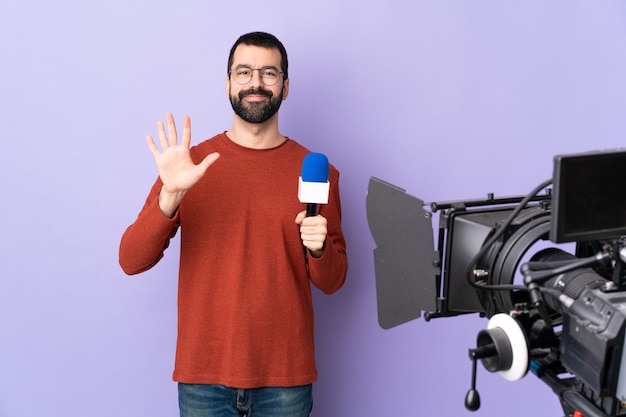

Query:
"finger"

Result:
[[301, 222, 328, 239], [302, 214, 327, 227], [302, 231, 327, 244], [156, 120, 168, 150], [302, 237, 324, 252], [181, 115, 191, 148], [294, 210, 307, 224], [166, 112, 178, 146], [146, 134, 159, 156], [197, 152, 221, 174]]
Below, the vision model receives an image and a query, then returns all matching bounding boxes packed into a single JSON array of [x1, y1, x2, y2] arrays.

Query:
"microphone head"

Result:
[[302, 153, 329, 183], [298, 152, 330, 205]]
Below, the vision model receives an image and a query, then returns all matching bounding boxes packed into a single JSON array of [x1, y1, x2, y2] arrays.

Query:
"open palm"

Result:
[[147, 113, 220, 194]]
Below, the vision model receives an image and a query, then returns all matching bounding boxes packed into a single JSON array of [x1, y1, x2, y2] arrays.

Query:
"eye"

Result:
[[236, 69, 251, 76], [262, 69, 278, 78]]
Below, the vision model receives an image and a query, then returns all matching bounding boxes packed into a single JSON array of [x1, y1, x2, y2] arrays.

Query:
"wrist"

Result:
[[158, 186, 185, 219]]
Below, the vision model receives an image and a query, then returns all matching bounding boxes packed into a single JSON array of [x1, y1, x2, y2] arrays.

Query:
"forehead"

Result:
[[231, 44, 282, 68]]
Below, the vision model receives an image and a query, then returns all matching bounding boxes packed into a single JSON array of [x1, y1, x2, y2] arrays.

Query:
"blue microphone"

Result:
[[298, 153, 330, 217]]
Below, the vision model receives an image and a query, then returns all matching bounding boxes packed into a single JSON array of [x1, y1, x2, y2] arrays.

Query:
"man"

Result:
[[119, 31, 348, 417]]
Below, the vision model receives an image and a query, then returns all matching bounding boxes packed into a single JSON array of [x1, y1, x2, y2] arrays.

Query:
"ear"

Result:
[[225, 75, 231, 97], [282, 77, 289, 100]]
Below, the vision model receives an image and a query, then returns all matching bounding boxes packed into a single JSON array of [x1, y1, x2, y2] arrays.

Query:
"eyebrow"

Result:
[[233, 64, 280, 71]]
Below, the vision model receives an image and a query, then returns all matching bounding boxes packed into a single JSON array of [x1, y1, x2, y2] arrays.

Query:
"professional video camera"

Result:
[[366, 148, 626, 417]]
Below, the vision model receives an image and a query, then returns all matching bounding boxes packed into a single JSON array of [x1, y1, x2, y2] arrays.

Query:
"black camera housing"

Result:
[[367, 148, 626, 416]]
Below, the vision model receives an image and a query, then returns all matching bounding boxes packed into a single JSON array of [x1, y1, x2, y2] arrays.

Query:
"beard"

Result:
[[230, 87, 283, 124]]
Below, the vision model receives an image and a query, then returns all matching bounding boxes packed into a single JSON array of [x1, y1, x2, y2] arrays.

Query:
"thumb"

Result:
[[197, 152, 221, 173], [294, 210, 306, 224]]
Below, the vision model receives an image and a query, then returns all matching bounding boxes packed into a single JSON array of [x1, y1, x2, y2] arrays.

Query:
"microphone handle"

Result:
[[306, 203, 318, 217]]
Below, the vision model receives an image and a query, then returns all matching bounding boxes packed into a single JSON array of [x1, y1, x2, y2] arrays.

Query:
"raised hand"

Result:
[[146, 113, 220, 217]]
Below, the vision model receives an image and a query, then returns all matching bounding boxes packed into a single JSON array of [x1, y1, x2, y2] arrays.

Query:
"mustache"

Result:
[[239, 88, 273, 99]]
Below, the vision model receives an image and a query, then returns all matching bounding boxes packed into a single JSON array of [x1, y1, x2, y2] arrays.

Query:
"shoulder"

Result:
[[285, 138, 341, 173], [282, 137, 310, 156]]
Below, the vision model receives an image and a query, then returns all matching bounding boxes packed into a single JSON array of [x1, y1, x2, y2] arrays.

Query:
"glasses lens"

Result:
[[232, 67, 281, 86], [232, 68, 248, 85], [260, 69, 279, 86]]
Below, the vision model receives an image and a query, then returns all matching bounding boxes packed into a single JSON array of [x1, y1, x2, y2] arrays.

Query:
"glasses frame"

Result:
[[229, 66, 285, 86]]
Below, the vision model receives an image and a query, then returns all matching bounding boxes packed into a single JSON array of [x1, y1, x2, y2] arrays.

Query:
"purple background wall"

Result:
[[2, 1, 626, 416]]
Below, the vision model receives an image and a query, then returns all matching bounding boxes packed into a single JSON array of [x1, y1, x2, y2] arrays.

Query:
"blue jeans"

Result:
[[178, 383, 313, 417]]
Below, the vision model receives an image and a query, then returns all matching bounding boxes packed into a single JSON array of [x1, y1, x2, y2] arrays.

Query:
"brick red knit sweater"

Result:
[[119, 133, 348, 388]]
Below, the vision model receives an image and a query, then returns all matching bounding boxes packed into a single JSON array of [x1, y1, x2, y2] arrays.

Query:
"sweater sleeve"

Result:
[[308, 170, 348, 294], [119, 180, 181, 275]]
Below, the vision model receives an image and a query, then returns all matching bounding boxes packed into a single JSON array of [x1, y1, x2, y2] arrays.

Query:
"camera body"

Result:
[[367, 148, 626, 416]]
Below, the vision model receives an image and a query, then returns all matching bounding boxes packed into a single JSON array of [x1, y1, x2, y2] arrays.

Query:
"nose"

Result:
[[248, 69, 265, 87]]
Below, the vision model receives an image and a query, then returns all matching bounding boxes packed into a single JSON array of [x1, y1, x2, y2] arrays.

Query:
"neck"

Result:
[[226, 116, 285, 149]]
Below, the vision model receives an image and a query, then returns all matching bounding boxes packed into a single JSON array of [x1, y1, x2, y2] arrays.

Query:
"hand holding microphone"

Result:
[[296, 153, 330, 256]]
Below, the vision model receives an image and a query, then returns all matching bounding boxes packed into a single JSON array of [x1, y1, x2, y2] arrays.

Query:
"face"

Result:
[[227, 44, 289, 124]]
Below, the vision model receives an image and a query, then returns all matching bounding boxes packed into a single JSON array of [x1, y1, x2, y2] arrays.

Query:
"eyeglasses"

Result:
[[229, 66, 284, 86]]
